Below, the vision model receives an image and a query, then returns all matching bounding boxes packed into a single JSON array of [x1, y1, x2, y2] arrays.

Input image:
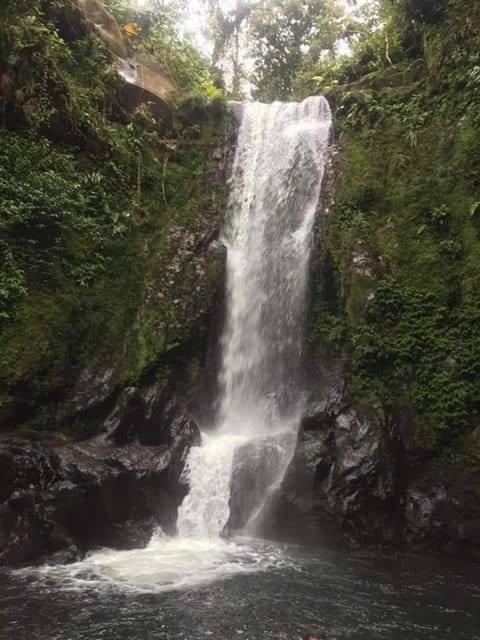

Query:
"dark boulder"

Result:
[[405, 465, 480, 556], [225, 432, 296, 536], [0, 440, 76, 566], [0, 401, 200, 567], [104, 380, 201, 450], [274, 406, 400, 549], [272, 388, 480, 556]]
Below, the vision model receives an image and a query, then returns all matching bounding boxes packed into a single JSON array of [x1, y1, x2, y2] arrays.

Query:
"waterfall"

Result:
[[178, 96, 332, 539], [18, 97, 332, 593]]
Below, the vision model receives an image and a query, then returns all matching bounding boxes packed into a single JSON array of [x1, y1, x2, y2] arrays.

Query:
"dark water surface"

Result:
[[1, 539, 479, 640]]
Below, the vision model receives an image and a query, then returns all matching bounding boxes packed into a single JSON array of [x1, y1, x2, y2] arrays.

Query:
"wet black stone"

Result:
[[0, 399, 200, 567]]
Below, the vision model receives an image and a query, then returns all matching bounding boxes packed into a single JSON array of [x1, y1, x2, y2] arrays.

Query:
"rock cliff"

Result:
[[0, 394, 198, 566]]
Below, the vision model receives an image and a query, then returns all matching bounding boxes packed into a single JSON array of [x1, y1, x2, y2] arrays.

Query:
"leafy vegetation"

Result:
[[309, 0, 480, 457], [2, 0, 480, 467], [0, 0, 226, 432], [247, 0, 344, 101]]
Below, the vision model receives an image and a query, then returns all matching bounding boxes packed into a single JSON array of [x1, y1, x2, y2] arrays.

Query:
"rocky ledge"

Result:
[[271, 362, 480, 557], [0, 396, 199, 567]]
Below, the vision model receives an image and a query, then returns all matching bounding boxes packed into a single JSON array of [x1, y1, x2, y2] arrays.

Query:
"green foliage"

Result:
[[310, 0, 480, 454], [0, 131, 129, 268], [199, 0, 347, 99], [352, 280, 480, 448], [0, 0, 226, 432], [0, 125, 142, 396], [0, 248, 27, 320], [0, 0, 121, 134], [310, 300, 347, 351], [248, 0, 345, 101]]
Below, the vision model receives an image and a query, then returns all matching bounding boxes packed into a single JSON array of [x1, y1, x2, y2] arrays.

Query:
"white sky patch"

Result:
[[129, 0, 373, 53], [128, 0, 375, 90], [179, 0, 373, 54]]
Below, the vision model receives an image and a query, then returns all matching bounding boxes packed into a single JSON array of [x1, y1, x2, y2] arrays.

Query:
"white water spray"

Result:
[[178, 97, 332, 538]]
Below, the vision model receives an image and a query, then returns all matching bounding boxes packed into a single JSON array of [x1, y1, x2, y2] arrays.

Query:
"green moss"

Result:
[[0, 1, 227, 433], [310, 2, 480, 452]]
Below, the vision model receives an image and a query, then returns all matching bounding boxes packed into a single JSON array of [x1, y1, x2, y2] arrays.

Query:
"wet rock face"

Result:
[[404, 469, 480, 556], [0, 402, 200, 567], [274, 404, 400, 549], [78, 0, 128, 58], [324, 408, 399, 546], [273, 365, 480, 556], [103, 381, 201, 450], [225, 432, 296, 535]]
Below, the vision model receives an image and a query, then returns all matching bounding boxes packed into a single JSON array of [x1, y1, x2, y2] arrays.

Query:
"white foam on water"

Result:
[[17, 535, 289, 594]]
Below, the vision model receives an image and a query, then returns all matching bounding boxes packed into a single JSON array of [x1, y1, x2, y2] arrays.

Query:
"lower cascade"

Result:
[[178, 96, 332, 540]]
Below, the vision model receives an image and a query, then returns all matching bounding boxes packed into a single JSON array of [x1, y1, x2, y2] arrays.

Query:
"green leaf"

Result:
[[470, 200, 480, 216]]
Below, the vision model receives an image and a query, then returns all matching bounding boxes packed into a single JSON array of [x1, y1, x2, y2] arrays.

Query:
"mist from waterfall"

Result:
[[178, 97, 332, 539]]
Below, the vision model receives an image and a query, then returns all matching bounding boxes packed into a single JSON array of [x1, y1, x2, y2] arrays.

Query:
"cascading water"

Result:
[[178, 96, 332, 539], [26, 96, 332, 593]]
